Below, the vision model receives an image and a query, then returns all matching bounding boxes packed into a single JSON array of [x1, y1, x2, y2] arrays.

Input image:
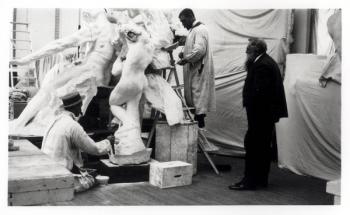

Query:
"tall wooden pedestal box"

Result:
[[155, 120, 198, 174]]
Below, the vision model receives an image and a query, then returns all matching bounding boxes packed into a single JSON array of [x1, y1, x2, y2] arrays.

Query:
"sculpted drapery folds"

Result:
[[9, 9, 117, 134], [107, 9, 183, 155], [10, 9, 184, 156]]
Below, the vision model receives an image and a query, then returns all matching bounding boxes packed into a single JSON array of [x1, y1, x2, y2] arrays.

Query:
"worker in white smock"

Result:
[[41, 91, 113, 173], [177, 8, 216, 129]]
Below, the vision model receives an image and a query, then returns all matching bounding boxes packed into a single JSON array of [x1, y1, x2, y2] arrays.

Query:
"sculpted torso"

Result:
[[83, 22, 116, 86], [109, 24, 155, 155], [9, 9, 184, 161]]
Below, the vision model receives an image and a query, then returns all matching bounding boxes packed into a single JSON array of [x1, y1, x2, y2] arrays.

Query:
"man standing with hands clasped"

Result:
[[229, 38, 288, 191], [177, 8, 216, 130]]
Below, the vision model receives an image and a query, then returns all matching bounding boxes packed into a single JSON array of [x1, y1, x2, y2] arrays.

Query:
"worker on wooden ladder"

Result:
[[176, 8, 216, 131]]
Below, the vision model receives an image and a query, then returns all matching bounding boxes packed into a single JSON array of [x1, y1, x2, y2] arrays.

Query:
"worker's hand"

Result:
[[106, 143, 114, 155], [106, 135, 115, 155], [178, 52, 184, 59], [178, 37, 186, 46], [106, 135, 115, 145], [177, 58, 188, 66]]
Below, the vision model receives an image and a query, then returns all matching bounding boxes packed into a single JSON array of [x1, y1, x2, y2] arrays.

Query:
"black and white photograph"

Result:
[[2, 0, 349, 214]]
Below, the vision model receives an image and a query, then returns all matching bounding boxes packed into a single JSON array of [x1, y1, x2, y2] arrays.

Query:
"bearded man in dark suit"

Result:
[[229, 38, 288, 191]]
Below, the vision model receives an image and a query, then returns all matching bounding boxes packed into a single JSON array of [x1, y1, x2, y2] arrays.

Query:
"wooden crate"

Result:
[[8, 140, 74, 206], [155, 120, 198, 174], [149, 161, 192, 189]]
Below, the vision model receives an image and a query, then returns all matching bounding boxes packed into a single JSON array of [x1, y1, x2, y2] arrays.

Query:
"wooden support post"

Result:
[[146, 111, 160, 148]]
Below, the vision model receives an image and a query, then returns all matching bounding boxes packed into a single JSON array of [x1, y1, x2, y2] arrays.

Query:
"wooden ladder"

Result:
[[10, 17, 38, 88], [146, 46, 220, 175]]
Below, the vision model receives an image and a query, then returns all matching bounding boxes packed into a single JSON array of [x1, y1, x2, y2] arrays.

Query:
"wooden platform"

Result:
[[8, 139, 74, 206], [99, 159, 150, 184], [48, 154, 333, 205]]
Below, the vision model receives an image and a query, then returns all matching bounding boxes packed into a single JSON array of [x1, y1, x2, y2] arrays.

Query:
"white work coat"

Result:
[[182, 21, 216, 114], [41, 111, 110, 170]]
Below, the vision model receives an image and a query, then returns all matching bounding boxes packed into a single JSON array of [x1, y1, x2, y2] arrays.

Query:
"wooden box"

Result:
[[8, 140, 74, 206], [155, 120, 198, 174], [149, 161, 193, 189]]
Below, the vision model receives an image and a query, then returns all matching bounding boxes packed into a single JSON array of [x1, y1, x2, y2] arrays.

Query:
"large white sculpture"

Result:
[[9, 9, 118, 134], [9, 8, 184, 158], [109, 23, 154, 155], [107, 9, 184, 155]]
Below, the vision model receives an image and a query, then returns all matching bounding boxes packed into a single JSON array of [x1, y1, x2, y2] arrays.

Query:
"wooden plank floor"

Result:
[[49, 154, 333, 205]]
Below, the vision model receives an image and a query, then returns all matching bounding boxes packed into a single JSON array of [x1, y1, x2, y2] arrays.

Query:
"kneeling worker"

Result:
[[41, 91, 113, 176]]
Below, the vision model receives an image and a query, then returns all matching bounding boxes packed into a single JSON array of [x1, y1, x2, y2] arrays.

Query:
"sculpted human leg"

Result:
[[112, 93, 146, 155], [108, 23, 154, 155], [109, 74, 148, 155]]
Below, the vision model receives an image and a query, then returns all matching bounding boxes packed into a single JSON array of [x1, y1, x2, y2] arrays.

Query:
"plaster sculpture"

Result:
[[319, 10, 342, 87], [9, 9, 184, 161], [9, 9, 118, 135], [109, 23, 154, 155], [107, 9, 184, 156]]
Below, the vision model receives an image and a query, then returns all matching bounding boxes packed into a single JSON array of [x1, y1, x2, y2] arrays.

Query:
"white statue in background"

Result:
[[319, 9, 342, 87], [9, 8, 184, 160], [9, 9, 118, 134]]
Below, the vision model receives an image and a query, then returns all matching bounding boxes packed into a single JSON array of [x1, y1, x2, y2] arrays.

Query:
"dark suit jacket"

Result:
[[243, 53, 288, 122]]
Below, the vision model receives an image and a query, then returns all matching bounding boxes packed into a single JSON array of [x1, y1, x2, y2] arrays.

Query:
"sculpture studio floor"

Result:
[[48, 153, 333, 205]]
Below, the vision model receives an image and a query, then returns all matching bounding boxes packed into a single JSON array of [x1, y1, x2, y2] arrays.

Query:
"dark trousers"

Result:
[[194, 114, 206, 128], [243, 106, 274, 186], [190, 108, 206, 128]]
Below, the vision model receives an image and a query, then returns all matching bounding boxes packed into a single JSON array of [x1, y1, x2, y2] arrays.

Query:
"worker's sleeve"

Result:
[[70, 122, 110, 156], [184, 31, 207, 64]]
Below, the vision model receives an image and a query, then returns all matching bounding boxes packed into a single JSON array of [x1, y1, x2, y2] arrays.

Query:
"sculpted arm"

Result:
[[10, 28, 95, 65]]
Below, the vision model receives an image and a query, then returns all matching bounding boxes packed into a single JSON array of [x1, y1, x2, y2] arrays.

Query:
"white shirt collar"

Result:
[[190, 20, 199, 30], [254, 54, 263, 63], [62, 110, 75, 119]]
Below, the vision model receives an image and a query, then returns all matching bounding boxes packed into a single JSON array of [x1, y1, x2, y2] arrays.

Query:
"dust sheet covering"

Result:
[[190, 9, 293, 150], [276, 54, 340, 180]]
